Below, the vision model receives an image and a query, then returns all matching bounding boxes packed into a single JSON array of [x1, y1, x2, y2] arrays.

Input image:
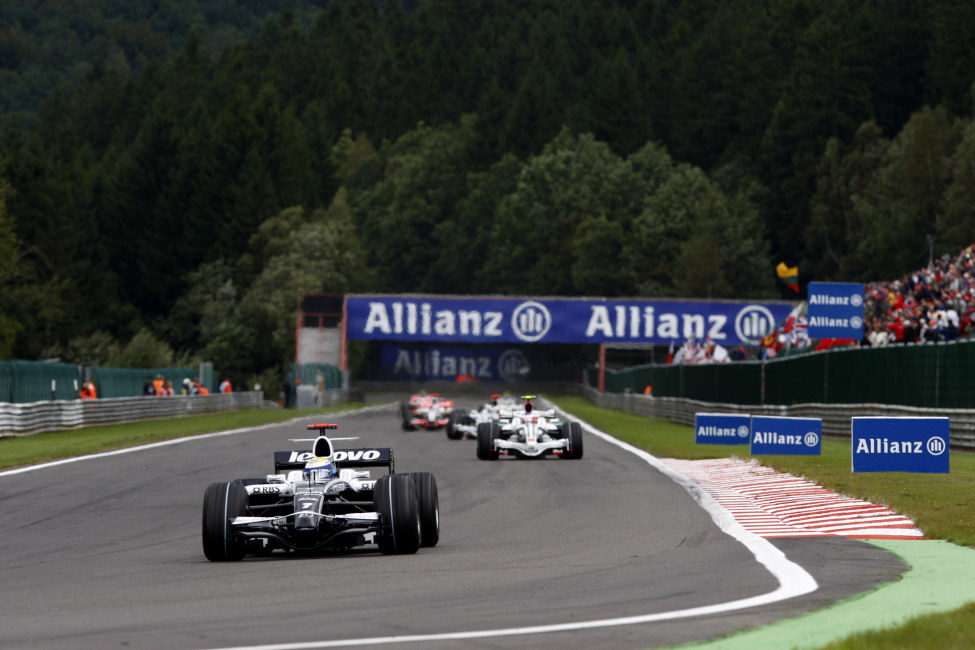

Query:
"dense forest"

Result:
[[2, 0, 975, 389]]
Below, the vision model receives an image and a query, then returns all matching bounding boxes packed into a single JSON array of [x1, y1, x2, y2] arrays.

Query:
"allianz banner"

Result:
[[750, 416, 822, 455], [807, 282, 864, 339], [347, 296, 793, 345], [852, 417, 949, 473], [379, 345, 530, 382], [695, 413, 751, 445]]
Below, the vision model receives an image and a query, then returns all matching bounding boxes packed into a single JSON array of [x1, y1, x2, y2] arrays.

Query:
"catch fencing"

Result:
[[597, 339, 975, 409], [579, 385, 975, 449], [0, 360, 202, 403], [0, 392, 267, 437]]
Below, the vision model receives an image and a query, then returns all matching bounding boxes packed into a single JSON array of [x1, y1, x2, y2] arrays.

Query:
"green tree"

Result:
[[483, 129, 643, 294], [943, 118, 975, 251]]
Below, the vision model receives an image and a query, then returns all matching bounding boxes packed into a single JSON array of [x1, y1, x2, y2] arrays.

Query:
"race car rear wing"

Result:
[[273, 448, 395, 474]]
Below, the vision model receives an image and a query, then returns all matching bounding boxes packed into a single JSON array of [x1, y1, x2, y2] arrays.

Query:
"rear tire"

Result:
[[409, 472, 440, 547], [476, 422, 499, 460], [374, 474, 421, 555], [202, 481, 248, 561], [563, 421, 583, 459], [446, 412, 463, 440]]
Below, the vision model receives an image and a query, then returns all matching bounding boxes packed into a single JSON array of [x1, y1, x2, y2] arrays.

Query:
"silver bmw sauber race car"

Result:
[[202, 424, 439, 561], [447, 393, 518, 440], [475, 397, 583, 460]]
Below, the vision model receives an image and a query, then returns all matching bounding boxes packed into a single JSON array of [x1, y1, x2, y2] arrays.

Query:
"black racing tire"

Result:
[[563, 421, 583, 459], [202, 481, 248, 561], [374, 474, 421, 555], [408, 472, 440, 547], [446, 412, 463, 440], [476, 421, 499, 460], [400, 402, 415, 431]]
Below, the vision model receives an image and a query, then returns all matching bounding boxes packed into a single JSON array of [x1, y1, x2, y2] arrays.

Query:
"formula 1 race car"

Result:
[[400, 393, 455, 431], [446, 393, 518, 440], [476, 397, 583, 460], [202, 424, 439, 561]]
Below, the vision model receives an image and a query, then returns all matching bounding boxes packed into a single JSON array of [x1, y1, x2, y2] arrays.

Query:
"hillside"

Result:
[[2, 0, 975, 390]]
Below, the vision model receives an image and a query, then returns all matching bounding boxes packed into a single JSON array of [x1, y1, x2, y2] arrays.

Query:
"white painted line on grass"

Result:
[[202, 400, 819, 650], [0, 404, 393, 478]]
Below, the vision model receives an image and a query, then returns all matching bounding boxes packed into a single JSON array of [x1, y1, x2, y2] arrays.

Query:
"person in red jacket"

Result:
[[219, 378, 232, 393], [79, 382, 97, 399]]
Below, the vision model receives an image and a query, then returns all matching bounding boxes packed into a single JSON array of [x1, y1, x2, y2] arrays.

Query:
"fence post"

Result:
[[823, 352, 829, 403], [760, 358, 766, 405]]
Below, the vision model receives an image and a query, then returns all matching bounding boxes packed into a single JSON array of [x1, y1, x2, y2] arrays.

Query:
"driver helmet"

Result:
[[524, 400, 533, 413], [304, 436, 336, 484], [304, 456, 336, 484]]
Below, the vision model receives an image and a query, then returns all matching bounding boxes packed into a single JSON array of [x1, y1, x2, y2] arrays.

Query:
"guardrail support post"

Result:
[[598, 343, 606, 394]]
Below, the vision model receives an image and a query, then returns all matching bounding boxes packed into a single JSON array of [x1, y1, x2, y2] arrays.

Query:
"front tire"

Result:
[[409, 472, 440, 547], [374, 474, 421, 555], [476, 422, 499, 460], [563, 421, 583, 459], [446, 412, 463, 440], [400, 402, 416, 431], [202, 481, 248, 561]]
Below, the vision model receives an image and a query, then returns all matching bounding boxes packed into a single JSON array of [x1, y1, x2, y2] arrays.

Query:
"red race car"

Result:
[[400, 393, 455, 431]]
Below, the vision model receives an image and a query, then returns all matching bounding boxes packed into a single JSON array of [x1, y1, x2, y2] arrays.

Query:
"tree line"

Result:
[[1, 0, 975, 390]]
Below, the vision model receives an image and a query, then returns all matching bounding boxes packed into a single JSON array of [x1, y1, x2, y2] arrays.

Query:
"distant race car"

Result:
[[202, 423, 439, 561], [400, 393, 455, 431], [476, 396, 583, 460], [446, 393, 518, 440]]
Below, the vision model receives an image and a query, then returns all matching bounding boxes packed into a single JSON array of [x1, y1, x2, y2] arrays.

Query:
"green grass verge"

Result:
[[819, 603, 975, 650], [547, 395, 975, 650], [0, 403, 368, 471]]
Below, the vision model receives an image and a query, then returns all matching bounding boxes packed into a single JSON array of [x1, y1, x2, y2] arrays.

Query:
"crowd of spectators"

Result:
[[862, 245, 975, 346], [142, 375, 209, 396]]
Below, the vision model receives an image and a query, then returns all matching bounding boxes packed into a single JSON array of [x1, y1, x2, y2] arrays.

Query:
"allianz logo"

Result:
[[855, 436, 946, 456], [753, 431, 820, 447], [364, 301, 505, 337], [698, 425, 749, 438]]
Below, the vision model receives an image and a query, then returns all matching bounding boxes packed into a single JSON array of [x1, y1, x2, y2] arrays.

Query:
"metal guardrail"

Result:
[[578, 386, 975, 450], [0, 392, 268, 437]]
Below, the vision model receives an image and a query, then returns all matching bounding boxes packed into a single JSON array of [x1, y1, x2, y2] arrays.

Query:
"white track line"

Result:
[[202, 401, 818, 650], [0, 404, 393, 478]]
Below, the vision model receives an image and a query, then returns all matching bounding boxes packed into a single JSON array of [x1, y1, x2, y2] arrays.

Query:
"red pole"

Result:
[[598, 343, 606, 393], [339, 294, 349, 372]]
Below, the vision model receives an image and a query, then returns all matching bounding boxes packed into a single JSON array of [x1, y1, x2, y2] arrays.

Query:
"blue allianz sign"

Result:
[[695, 413, 751, 445], [750, 416, 822, 455], [852, 417, 949, 473], [347, 296, 793, 345], [807, 282, 864, 339], [379, 345, 530, 382]]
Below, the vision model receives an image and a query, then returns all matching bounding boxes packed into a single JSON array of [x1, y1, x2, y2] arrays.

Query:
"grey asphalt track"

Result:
[[0, 401, 905, 649]]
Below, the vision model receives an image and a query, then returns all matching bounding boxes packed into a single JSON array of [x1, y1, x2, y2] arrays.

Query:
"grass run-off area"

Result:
[[0, 403, 368, 472], [818, 602, 975, 650], [549, 394, 975, 650], [549, 395, 975, 548]]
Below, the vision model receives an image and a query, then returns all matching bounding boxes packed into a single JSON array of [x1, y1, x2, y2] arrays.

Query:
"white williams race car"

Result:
[[476, 397, 583, 460], [202, 424, 439, 561]]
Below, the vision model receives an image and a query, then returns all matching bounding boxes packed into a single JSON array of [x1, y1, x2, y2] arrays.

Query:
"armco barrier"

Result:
[[0, 392, 267, 437], [578, 385, 975, 450]]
